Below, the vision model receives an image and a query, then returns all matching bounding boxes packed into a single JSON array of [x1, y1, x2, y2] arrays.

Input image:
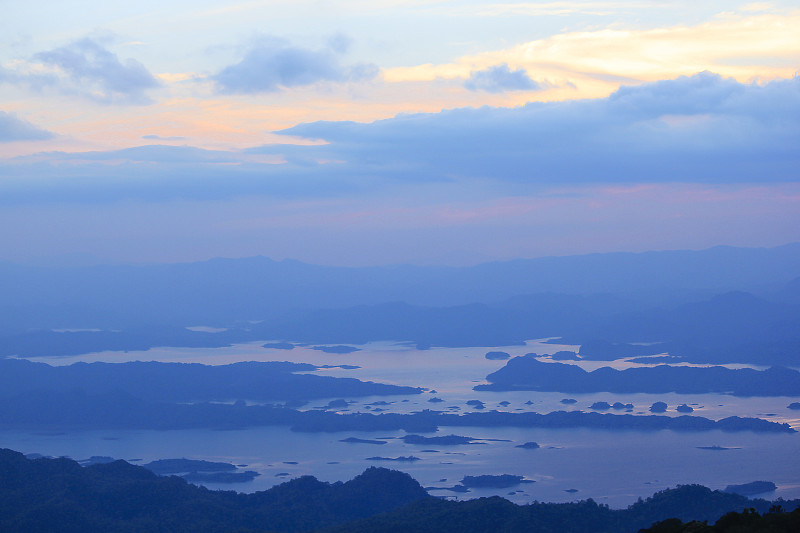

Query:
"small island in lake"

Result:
[[461, 474, 534, 488], [403, 434, 478, 445], [141, 458, 259, 484], [262, 342, 295, 350], [142, 458, 237, 475], [366, 456, 421, 462], [723, 481, 777, 496], [485, 351, 511, 360], [312, 345, 361, 354], [340, 437, 387, 445]]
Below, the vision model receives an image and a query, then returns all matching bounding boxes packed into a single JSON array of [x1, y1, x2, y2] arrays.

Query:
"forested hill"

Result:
[[0, 448, 427, 533], [1, 449, 797, 533]]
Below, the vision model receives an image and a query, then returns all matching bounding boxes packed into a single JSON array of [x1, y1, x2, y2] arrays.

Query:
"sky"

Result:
[[0, 0, 799, 266]]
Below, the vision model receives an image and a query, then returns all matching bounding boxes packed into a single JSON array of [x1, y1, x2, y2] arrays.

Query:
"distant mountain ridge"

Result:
[[0, 243, 799, 332]]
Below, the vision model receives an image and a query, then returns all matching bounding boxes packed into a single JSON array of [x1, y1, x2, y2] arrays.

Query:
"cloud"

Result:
[[327, 33, 353, 55], [279, 72, 800, 184], [0, 73, 797, 206], [464, 64, 541, 93], [0, 37, 160, 105], [0, 111, 54, 142], [213, 38, 379, 94], [142, 134, 187, 141], [384, 9, 800, 98], [0, 144, 359, 205]]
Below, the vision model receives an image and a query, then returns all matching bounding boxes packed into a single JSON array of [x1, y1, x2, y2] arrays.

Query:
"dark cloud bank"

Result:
[[0, 72, 797, 203], [279, 71, 800, 185]]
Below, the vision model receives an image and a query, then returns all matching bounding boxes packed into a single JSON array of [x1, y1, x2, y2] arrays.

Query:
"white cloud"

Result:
[[384, 9, 800, 99]]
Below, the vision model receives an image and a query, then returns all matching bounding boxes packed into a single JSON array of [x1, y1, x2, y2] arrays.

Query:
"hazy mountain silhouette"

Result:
[[0, 244, 798, 332]]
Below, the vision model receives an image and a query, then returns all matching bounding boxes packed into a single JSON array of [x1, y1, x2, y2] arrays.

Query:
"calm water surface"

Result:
[[5, 339, 799, 508]]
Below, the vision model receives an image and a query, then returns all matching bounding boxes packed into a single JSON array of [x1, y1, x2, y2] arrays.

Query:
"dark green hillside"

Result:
[[0, 449, 428, 532], [640, 507, 800, 532], [0, 448, 797, 533], [328, 485, 800, 533]]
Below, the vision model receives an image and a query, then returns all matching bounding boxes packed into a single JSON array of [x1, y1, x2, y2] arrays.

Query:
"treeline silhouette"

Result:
[[640, 507, 800, 532]]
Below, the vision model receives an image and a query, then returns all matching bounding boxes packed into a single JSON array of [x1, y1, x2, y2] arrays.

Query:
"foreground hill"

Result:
[[0, 449, 797, 533], [0, 449, 427, 533]]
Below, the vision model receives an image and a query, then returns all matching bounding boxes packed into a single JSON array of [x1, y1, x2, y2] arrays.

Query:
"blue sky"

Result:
[[0, 1, 798, 265]]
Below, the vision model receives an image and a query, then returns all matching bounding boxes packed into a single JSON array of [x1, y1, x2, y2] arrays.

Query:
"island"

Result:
[[485, 351, 511, 360], [0, 390, 793, 434], [142, 458, 237, 475], [461, 474, 534, 488], [366, 456, 421, 462], [263, 342, 295, 350], [475, 355, 800, 397], [723, 481, 777, 496], [403, 434, 478, 445], [650, 402, 668, 413], [466, 400, 486, 409], [312, 345, 361, 354], [339, 437, 387, 445], [0, 358, 422, 404]]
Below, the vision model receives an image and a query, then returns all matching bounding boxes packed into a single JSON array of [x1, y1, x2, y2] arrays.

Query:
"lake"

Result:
[[4, 339, 799, 508]]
